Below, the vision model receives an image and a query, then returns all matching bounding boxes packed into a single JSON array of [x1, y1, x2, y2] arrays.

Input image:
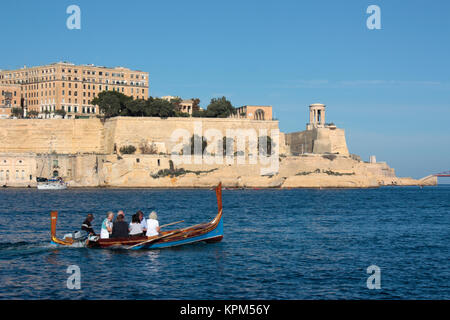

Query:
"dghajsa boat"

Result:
[[50, 184, 224, 250]]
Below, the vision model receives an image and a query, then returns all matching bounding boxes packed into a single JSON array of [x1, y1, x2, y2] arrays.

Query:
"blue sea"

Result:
[[0, 186, 449, 299]]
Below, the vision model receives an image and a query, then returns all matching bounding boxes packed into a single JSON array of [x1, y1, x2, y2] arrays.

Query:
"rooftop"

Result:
[[0, 62, 147, 73]]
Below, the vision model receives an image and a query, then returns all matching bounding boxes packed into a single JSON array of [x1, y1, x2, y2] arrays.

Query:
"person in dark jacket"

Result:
[[111, 214, 129, 238], [81, 214, 96, 235]]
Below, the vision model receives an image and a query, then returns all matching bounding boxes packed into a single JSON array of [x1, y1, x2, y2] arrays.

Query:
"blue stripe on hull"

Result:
[[132, 218, 224, 250]]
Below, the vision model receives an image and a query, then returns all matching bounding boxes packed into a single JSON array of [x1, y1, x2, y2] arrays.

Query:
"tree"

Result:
[[192, 109, 206, 117], [204, 97, 235, 118], [55, 109, 67, 118], [120, 145, 136, 154], [123, 99, 147, 117], [92, 91, 132, 118], [146, 98, 176, 118], [191, 98, 201, 112], [170, 97, 182, 112], [11, 107, 23, 118]]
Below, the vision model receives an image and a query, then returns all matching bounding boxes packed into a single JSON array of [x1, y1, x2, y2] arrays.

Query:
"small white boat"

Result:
[[37, 179, 68, 190]]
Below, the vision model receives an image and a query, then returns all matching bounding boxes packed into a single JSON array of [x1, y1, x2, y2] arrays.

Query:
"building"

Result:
[[0, 62, 149, 119], [160, 96, 199, 115], [0, 84, 22, 118], [306, 103, 326, 130], [231, 105, 273, 120], [0, 155, 36, 187], [179, 99, 195, 115], [161, 95, 179, 102], [285, 103, 349, 155]]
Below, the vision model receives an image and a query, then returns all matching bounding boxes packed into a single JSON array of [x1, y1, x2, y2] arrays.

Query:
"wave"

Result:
[[0, 240, 59, 258]]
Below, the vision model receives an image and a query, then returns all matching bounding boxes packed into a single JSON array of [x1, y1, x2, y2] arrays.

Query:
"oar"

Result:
[[159, 220, 184, 229], [126, 230, 183, 250]]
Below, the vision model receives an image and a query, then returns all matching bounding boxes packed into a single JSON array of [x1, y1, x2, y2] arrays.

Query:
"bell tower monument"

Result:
[[307, 103, 326, 130]]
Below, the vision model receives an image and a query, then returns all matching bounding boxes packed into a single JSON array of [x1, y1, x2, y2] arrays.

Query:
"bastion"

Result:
[[0, 104, 437, 188]]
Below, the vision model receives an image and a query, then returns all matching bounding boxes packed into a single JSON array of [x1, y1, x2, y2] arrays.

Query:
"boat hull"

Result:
[[86, 209, 223, 250], [50, 183, 224, 250], [38, 183, 67, 190]]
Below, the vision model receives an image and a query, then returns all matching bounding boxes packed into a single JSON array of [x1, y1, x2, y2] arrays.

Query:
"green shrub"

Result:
[[322, 154, 337, 161], [120, 145, 136, 154]]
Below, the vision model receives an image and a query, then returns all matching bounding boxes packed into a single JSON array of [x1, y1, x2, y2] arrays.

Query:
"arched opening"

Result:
[[53, 170, 59, 177], [254, 109, 265, 120]]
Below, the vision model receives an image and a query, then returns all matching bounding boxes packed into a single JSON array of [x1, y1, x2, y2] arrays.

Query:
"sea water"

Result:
[[0, 186, 448, 299]]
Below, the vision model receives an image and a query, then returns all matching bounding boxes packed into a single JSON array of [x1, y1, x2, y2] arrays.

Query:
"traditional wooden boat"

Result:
[[50, 184, 223, 250]]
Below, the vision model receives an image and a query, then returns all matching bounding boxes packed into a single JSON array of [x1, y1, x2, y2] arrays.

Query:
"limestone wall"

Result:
[[0, 152, 436, 188], [0, 117, 284, 155], [0, 153, 36, 187], [285, 127, 349, 156], [0, 118, 435, 189], [103, 117, 284, 155], [0, 119, 104, 154]]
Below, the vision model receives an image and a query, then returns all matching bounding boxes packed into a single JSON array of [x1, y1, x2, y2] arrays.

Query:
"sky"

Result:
[[0, 0, 449, 179]]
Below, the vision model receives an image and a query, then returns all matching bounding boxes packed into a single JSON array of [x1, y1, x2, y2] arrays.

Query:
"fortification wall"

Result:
[[0, 117, 284, 155], [285, 127, 349, 156], [0, 152, 435, 188], [0, 119, 104, 154], [103, 117, 284, 155]]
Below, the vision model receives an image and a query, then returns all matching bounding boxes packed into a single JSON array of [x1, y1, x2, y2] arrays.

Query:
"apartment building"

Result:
[[0, 84, 22, 119], [0, 62, 149, 118]]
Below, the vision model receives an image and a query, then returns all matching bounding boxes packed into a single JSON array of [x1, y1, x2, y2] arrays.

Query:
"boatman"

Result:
[[81, 214, 96, 235]]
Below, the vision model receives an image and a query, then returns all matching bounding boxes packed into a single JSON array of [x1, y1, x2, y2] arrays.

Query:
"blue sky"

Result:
[[0, 0, 449, 179]]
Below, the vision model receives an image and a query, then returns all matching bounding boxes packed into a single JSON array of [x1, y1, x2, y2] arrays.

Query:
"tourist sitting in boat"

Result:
[[111, 213, 129, 238], [100, 212, 114, 239], [137, 210, 147, 234], [81, 214, 96, 235], [116, 210, 125, 221], [146, 211, 160, 237], [129, 213, 144, 237]]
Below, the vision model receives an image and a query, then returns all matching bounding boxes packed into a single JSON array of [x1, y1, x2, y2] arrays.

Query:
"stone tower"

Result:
[[307, 103, 326, 130]]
